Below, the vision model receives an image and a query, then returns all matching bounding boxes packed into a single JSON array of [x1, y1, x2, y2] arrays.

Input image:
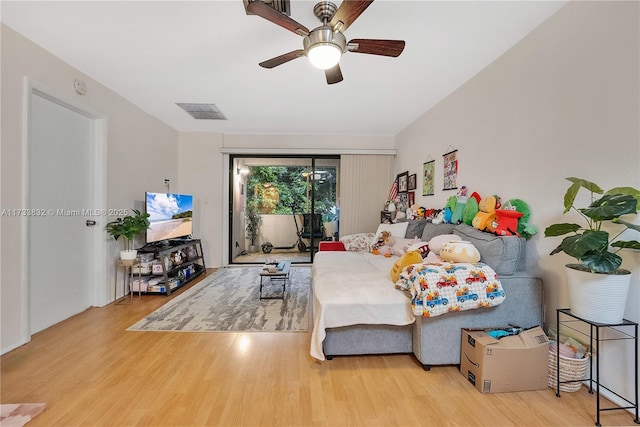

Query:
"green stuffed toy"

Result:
[[462, 192, 480, 225], [503, 199, 538, 239]]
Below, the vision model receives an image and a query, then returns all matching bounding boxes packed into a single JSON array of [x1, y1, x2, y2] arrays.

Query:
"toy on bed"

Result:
[[371, 230, 394, 257]]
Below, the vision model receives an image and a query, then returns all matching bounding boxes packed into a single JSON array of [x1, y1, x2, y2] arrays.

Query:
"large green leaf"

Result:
[[580, 250, 622, 273], [544, 223, 581, 237], [611, 240, 640, 250], [559, 231, 609, 258], [607, 186, 640, 207], [580, 194, 637, 221], [563, 177, 603, 213]]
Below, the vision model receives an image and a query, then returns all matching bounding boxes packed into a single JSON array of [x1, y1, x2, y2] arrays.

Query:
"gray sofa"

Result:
[[319, 221, 543, 370]]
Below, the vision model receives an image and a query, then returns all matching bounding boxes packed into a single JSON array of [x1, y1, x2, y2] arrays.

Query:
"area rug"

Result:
[[0, 403, 46, 427], [127, 266, 310, 332]]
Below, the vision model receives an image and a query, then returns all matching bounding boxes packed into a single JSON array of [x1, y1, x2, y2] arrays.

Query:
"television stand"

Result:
[[137, 239, 206, 295]]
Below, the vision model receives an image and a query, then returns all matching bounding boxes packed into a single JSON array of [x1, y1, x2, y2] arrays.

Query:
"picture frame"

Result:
[[397, 171, 409, 193], [408, 174, 417, 191], [408, 191, 415, 207], [397, 192, 409, 212], [422, 160, 435, 196]]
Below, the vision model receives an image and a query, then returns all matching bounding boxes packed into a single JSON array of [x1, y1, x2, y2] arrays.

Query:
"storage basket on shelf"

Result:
[[548, 350, 589, 392]]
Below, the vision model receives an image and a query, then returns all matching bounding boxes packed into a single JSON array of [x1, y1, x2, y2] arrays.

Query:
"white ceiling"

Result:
[[1, 0, 567, 136]]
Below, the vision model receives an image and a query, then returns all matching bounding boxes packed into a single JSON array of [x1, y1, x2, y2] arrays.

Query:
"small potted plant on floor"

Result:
[[544, 177, 640, 323], [245, 200, 262, 253], [106, 209, 150, 265]]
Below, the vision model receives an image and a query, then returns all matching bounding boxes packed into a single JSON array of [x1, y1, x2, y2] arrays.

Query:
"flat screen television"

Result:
[[145, 192, 194, 244]]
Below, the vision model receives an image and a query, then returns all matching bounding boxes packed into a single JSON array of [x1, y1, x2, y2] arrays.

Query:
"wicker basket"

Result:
[[548, 350, 589, 392]]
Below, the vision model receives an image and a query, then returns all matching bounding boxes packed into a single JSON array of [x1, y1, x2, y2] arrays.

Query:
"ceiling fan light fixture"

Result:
[[307, 43, 342, 69], [304, 26, 345, 70]]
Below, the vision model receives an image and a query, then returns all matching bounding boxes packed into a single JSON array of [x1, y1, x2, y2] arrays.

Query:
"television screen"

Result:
[[145, 192, 193, 243]]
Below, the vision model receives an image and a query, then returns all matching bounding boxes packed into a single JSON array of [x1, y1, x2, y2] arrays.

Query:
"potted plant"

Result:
[[544, 177, 640, 323], [106, 209, 150, 265], [245, 200, 262, 253]]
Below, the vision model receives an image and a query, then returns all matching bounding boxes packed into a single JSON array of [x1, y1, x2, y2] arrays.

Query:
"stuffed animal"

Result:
[[503, 199, 538, 239], [439, 241, 481, 263], [443, 196, 457, 224], [472, 195, 501, 232], [491, 207, 523, 236], [451, 186, 469, 224], [371, 230, 394, 256]]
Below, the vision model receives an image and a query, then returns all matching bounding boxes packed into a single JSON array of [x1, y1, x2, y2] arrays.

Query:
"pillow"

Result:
[[340, 233, 375, 251], [390, 237, 421, 256], [371, 222, 409, 246], [406, 241, 430, 258], [390, 251, 423, 282], [427, 234, 462, 254], [439, 240, 481, 263]]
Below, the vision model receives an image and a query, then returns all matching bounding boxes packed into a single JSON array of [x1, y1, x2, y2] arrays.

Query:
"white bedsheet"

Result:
[[310, 251, 415, 361]]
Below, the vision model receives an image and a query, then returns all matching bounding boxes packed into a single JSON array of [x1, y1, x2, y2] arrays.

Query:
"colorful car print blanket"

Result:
[[395, 262, 505, 318]]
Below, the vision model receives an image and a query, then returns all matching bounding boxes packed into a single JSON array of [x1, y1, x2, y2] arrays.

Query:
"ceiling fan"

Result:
[[247, 0, 406, 84]]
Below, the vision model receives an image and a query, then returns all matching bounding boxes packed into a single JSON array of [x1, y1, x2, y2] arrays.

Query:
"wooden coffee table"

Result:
[[259, 260, 291, 300]]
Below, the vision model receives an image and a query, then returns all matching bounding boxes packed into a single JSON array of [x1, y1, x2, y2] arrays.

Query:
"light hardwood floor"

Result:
[[1, 269, 636, 427]]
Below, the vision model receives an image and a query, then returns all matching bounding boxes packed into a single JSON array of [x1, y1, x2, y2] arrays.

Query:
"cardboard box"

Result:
[[460, 326, 549, 393]]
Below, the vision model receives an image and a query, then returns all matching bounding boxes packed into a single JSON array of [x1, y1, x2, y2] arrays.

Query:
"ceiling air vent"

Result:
[[244, 0, 290, 16], [176, 103, 227, 120]]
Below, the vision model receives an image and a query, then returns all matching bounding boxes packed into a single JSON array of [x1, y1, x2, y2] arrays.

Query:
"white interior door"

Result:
[[29, 92, 95, 334]]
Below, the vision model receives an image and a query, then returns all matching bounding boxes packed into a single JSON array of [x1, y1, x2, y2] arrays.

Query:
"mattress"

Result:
[[310, 251, 415, 360]]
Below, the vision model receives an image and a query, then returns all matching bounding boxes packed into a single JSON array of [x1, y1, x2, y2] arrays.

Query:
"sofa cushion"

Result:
[[421, 222, 455, 242], [402, 219, 428, 239], [453, 224, 525, 275]]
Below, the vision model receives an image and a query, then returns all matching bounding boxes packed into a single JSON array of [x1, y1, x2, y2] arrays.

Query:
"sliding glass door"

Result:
[[229, 155, 339, 264]]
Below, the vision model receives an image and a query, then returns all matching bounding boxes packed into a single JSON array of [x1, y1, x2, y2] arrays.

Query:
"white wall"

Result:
[[396, 1, 639, 401], [177, 132, 224, 268], [1, 24, 180, 353]]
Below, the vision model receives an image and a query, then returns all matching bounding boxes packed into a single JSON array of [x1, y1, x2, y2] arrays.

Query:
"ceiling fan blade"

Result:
[[330, 0, 374, 32], [347, 39, 405, 57], [259, 50, 305, 68], [325, 64, 343, 85], [247, 0, 309, 36]]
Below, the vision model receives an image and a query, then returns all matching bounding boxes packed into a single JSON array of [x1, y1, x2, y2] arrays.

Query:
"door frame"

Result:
[[21, 77, 107, 342], [227, 154, 339, 265]]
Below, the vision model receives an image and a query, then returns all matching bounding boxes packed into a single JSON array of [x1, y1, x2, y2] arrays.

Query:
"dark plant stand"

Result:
[[555, 309, 639, 426]]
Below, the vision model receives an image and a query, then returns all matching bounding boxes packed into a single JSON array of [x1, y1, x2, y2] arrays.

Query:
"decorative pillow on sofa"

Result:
[[340, 233, 375, 251], [371, 222, 409, 246], [427, 234, 462, 254], [389, 251, 423, 282], [439, 240, 481, 263]]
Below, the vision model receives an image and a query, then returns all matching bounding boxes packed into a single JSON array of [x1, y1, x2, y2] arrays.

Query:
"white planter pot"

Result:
[[120, 249, 138, 266], [565, 264, 631, 324]]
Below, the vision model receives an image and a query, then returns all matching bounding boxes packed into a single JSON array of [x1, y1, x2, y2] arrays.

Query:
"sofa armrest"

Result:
[[319, 241, 346, 251]]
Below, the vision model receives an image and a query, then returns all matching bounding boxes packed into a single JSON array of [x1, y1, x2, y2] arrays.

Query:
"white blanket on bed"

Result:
[[310, 251, 415, 361]]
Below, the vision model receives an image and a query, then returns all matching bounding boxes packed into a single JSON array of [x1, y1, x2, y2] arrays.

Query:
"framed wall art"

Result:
[[397, 171, 409, 193], [422, 160, 435, 196], [443, 149, 458, 191], [408, 191, 415, 207], [408, 174, 416, 191]]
